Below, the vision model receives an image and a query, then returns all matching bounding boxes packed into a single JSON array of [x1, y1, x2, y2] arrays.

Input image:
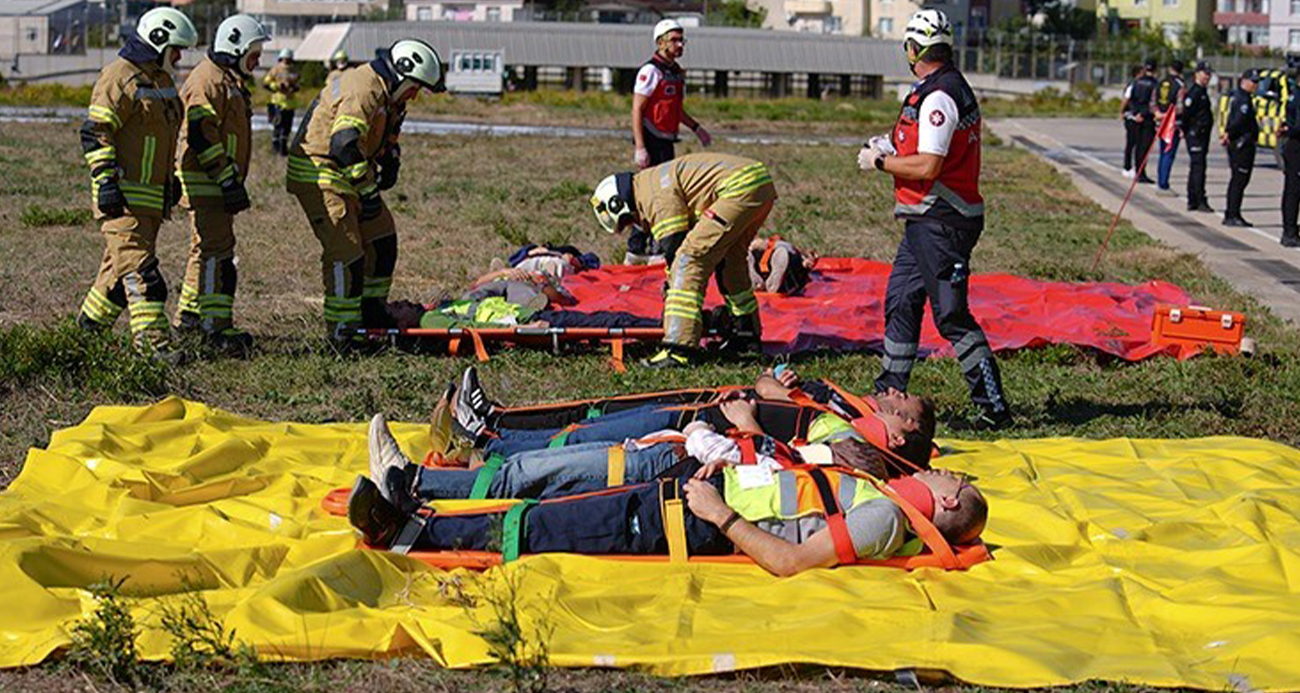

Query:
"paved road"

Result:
[[991, 117, 1300, 326]]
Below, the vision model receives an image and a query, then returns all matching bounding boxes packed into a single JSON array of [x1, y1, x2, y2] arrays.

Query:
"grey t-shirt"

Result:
[[754, 497, 906, 559]]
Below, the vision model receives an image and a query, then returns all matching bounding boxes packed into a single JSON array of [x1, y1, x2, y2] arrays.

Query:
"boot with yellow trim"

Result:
[[77, 282, 127, 333], [643, 344, 699, 369], [126, 263, 187, 366], [712, 310, 763, 356]]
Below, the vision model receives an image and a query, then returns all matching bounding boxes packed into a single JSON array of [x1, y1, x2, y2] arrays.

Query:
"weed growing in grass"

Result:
[[67, 577, 153, 689], [0, 321, 170, 399], [441, 566, 556, 693], [158, 584, 241, 670], [19, 203, 92, 228]]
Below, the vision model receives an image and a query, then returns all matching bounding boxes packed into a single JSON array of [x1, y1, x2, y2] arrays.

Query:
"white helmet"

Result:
[[390, 39, 443, 91], [137, 7, 197, 52], [278, 48, 294, 60], [213, 15, 270, 60], [904, 9, 953, 49], [654, 18, 683, 43], [590, 174, 633, 234]]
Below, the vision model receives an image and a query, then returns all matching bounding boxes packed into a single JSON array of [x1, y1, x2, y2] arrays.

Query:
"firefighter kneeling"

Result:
[[287, 39, 440, 349], [591, 153, 778, 368]]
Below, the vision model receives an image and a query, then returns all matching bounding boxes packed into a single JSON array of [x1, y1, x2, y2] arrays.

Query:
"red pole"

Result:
[[1091, 104, 1175, 273]]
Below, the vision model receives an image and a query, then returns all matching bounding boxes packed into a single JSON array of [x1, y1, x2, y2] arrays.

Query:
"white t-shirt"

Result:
[[916, 90, 960, 157], [633, 63, 662, 98]]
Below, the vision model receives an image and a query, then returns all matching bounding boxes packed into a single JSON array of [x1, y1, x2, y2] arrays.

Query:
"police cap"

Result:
[[1241, 68, 1259, 82], [1195, 61, 1212, 74], [1143, 58, 1157, 70]]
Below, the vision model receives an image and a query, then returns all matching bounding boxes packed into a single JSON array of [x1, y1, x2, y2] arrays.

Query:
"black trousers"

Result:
[[1133, 118, 1155, 176], [272, 108, 295, 155], [1283, 138, 1300, 233], [876, 218, 1008, 415], [627, 133, 676, 256], [1123, 119, 1138, 171], [1225, 140, 1256, 221], [1185, 131, 1210, 207]]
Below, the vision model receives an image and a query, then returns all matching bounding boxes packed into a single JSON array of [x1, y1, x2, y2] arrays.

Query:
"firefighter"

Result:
[[1222, 69, 1260, 228], [286, 39, 441, 348], [1281, 56, 1300, 248], [1154, 59, 1185, 194], [590, 153, 777, 368], [77, 7, 195, 358], [625, 18, 713, 265], [264, 48, 300, 156], [1182, 61, 1215, 213], [859, 8, 1011, 430], [327, 49, 350, 87], [172, 14, 270, 354]]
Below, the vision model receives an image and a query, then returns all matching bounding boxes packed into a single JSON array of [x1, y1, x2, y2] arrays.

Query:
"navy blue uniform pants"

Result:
[[875, 219, 1008, 415]]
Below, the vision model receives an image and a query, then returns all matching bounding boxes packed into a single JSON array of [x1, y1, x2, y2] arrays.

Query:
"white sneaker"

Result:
[[368, 413, 413, 500], [1122, 169, 1134, 179]]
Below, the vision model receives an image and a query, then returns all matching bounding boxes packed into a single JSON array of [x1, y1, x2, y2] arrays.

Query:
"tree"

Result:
[[707, 0, 766, 29]]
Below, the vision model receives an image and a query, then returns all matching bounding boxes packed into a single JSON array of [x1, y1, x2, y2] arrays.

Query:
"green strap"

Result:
[[585, 405, 603, 420], [501, 500, 538, 563], [469, 453, 505, 500], [547, 430, 571, 449]]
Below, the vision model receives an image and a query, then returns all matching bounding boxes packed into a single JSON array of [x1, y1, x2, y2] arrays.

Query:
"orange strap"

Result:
[[870, 477, 959, 570], [610, 338, 626, 373], [448, 337, 461, 356], [804, 466, 859, 565], [468, 329, 489, 362], [758, 234, 782, 274]]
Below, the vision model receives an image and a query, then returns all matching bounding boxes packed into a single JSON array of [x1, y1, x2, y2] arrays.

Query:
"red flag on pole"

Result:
[[1157, 103, 1178, 146]]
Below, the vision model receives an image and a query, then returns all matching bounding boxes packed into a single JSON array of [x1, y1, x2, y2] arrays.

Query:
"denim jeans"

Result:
[[417, 441, 683, 500], [1157, 130, 1181, 190], [484, 405, 685, 457]]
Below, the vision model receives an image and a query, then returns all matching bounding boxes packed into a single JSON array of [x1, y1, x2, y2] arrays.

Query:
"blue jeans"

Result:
[[416, 441, 683, 500], [1157, 130, 1181, 190], [484, 405, 685, 457], [415, 468, 732, 556]]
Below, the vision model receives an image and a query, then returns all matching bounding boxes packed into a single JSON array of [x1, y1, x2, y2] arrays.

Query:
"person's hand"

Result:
[[634, 148, 650, 169], [1135, 114, 1145, 123], [683, 478, 731, 525], [693, 459, 729, 479], [775, 367, 799, 388], [219, 176, 252, 215], [694, 125, 713, 147], [95, 177, 126, 218], [858, 145, 886, 173], [720, 397, 760, 431]]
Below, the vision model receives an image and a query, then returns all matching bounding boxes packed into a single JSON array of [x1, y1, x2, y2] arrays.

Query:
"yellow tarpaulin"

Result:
[[2, 397, 1299, 689]]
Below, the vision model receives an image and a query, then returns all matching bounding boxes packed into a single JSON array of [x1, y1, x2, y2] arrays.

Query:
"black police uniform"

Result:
[[1224, 87, 1259, 224], [1182, 81, 1214, 210], [1282, 84, 1300, 245], [1127, 74, 1158, 179]]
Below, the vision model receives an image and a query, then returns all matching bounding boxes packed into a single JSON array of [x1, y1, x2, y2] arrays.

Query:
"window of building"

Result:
[[1217, 0, 1233, 11], [877, 17, 893, 34], [486, 6, 501, 20], [1161, 23, 1181, 41], [1292, 0, 1300, 13], [825, 15, 843, 32], [1291, 28, 1300, 46], [1162, 0, 1177, 6], [1134, 0, 1147, 8], [416, 5, 433, 20]]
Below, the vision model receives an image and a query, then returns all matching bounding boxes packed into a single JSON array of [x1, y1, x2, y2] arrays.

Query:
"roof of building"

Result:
[[298, 20, 910, 76], [0, 0, 85, 16]]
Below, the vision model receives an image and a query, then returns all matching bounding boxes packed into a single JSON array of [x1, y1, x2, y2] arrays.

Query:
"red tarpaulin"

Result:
[[561, 258, 1196, 361]]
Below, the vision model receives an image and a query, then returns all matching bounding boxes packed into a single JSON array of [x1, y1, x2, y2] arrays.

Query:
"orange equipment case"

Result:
[[1150, 305, 1249, 356]]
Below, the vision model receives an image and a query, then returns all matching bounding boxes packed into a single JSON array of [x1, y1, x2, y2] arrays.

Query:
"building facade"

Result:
[[1268, 0, 1300, 50], [1096, 0, 1213, 42], [867, 0, 971, 41], [1213, 0, 1268, 46], [0, 0, 89, 58], [237, 0, 391, 38], [406, 0, 525, 22], [748, 0, 868, 35]]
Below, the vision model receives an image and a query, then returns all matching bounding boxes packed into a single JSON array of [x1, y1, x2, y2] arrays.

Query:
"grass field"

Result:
[[0, 108, 1295, 691]]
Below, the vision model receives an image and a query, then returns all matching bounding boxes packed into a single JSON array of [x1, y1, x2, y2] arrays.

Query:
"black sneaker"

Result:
[[1223, 217, 1254, 228], [452, 387, 488, 446], [460, 366, 498, 419], [1281, 231, 1300, 248], [347, 476, 407, 548]]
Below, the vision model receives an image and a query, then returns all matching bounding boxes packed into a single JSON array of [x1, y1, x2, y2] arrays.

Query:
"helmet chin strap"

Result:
[[393, 79, 419, 101]]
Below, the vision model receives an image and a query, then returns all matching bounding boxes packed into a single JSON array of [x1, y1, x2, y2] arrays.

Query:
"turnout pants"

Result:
[[359, 202, 398, 328], [414, 469, 732, 557], [176, 205, 238, 334], [875, 219, 1008, 415], [664, 184, 776, 347], [1185, 131, 1210, 207], [291, 184, 364, 340], [1283, 137, 1300, 234], [1225, 140, 1256, 220], [626, 133, 675, 259], [79, 214, 169, 347]]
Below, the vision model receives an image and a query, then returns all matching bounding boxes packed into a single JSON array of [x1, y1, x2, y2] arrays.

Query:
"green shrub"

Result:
[[20, 204, 92, 228], [0, 321, 170, 399], [0, 83, 93, 107], [67, 577, 152, 689]]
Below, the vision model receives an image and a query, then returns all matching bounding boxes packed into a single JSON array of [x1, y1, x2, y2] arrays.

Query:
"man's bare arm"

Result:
[[882, 152, 944, 181]]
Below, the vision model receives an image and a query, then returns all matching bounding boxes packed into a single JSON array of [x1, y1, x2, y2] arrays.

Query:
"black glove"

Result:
[[220, 177, 252, 215], [658, 231, 686, 265], [96, 177, 126, 218], [377, 152, 401, 192], [359, 189, 383, 221]]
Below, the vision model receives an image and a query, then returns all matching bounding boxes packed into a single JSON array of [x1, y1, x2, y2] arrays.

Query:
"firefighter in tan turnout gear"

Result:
[[172, 14, 270, 354], [264, 49, 300, 156], [77, 6, 196, 357], [287, 39, 441, 348], [590, 153, 777, 368]]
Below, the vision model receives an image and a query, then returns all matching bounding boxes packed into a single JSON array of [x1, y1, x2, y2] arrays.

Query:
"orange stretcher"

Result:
[[356, 326, 666, 372]]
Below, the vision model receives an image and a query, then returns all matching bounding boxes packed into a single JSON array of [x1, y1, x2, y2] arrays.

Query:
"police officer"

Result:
[[859, 9, 1011, 430], [1183, 62, 1215, 213], [1281, 56, 1300, 247], [77, 7, 195, 359], [1223, 69, 1260, 228], [1154, 59, 1185, 193], [626, 19, 712, 265], [1125, 59, 1159, 183]]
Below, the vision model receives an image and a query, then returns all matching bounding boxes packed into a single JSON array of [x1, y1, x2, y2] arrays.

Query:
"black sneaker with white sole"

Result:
[[452, 387, 489, 447], [460, 366, 498, 419]]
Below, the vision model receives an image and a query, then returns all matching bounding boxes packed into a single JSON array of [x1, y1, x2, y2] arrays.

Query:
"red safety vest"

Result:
[[641, 54, 685, 141], [891, 64, 984, 227]]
